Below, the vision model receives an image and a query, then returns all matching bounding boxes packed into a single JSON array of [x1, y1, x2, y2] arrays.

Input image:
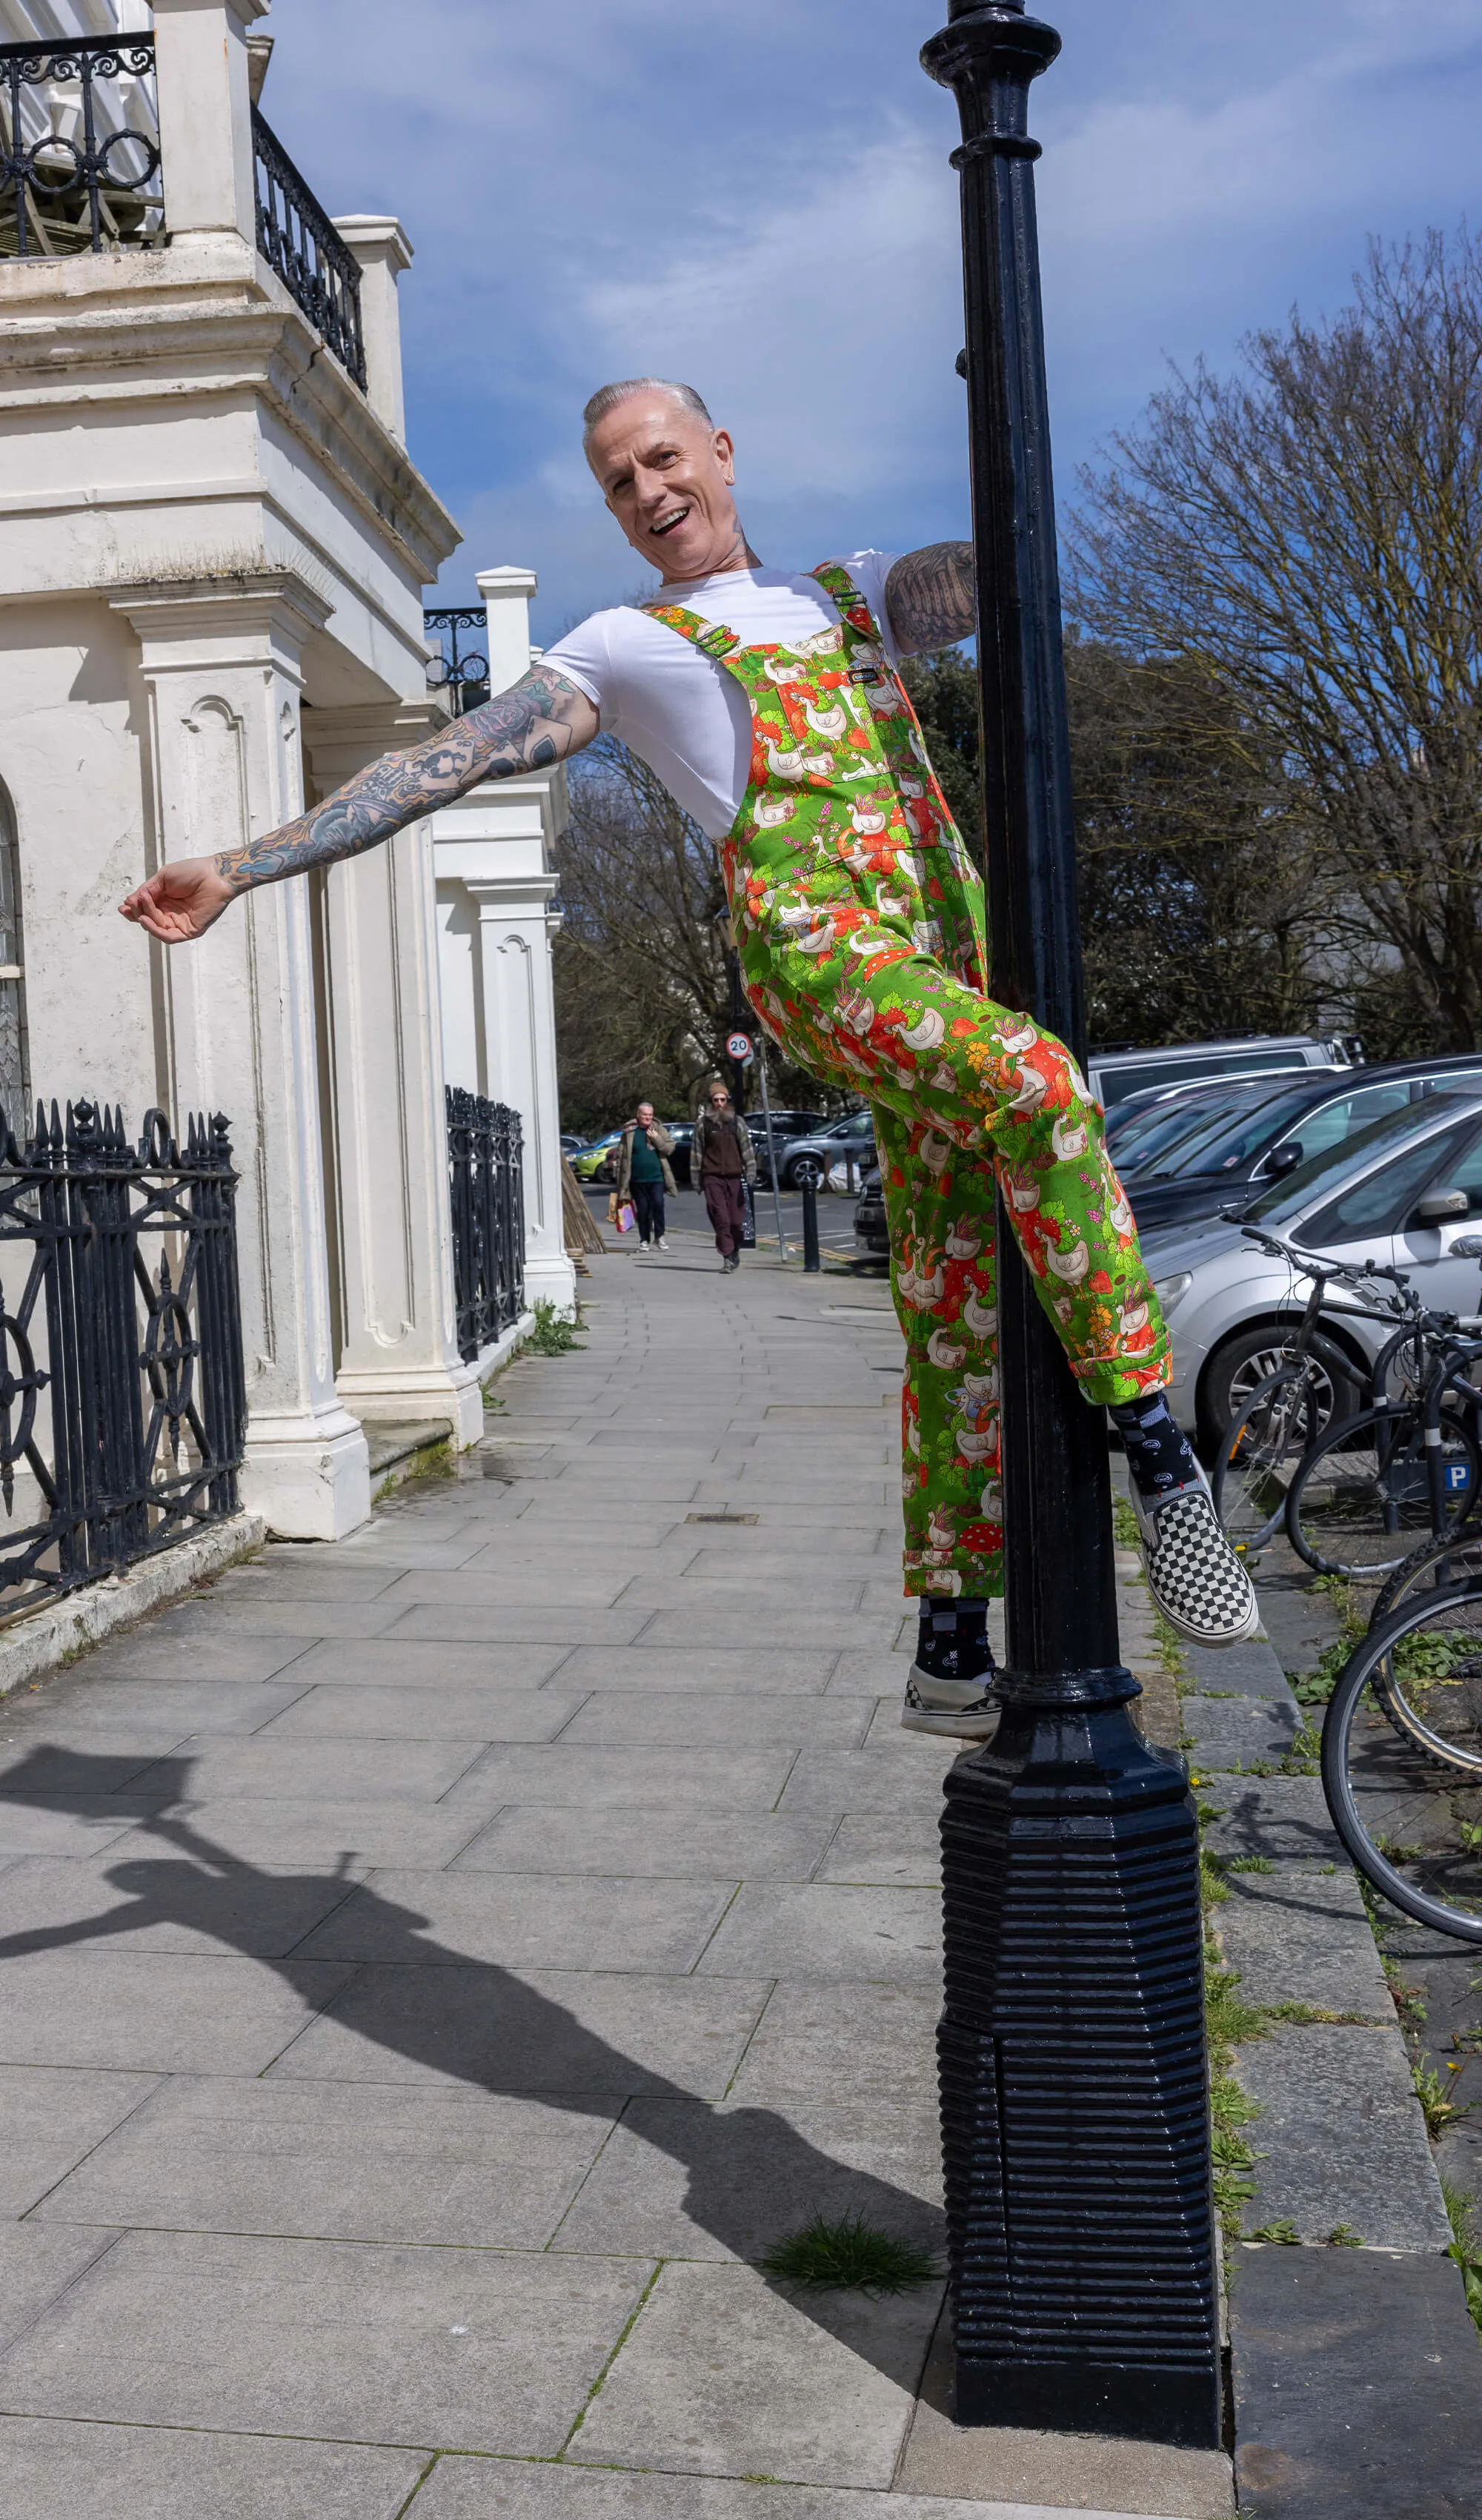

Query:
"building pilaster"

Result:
[[301, 703, 482, 1447], [110, 570, 371, 1539]]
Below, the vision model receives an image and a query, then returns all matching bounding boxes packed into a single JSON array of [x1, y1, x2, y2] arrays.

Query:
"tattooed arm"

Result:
[[119, 664, 599, 944], [883, 543, 976, 656]]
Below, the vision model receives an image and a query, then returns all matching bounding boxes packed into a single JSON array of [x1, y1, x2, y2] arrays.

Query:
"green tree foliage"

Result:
[[902, 644, 1330, 1049], [1070, 228, 1482, 1054], [552, 740, 838, 1133]]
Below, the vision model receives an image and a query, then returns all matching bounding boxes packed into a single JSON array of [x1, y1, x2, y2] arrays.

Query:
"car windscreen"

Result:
[[1143, 1086, 1322, 1179], [1244, 1095, 1482, 1231], [1114, 1087, 1274, 1176]]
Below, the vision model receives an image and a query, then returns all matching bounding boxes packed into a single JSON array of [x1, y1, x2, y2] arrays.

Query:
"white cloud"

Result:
[[251, 0, 1482, 636]]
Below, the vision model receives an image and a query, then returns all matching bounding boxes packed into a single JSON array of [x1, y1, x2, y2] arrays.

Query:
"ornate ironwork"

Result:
[[425, 608, 491, 717], [446, 1089, 525, 1362], [0, 32, 162, 261], [0, 1098, 246, 1625], [250, 107, 365, 388]]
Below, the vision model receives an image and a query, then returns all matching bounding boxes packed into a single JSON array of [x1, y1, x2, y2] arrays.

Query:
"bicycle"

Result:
[[1321, 1574, 1482, 1943], [1211, 1227, 1413, 1559], [1286, 1310, 1482, 1579]]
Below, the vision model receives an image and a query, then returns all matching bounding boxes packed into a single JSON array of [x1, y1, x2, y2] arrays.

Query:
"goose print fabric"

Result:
[[642, 563, 1170, 1597]]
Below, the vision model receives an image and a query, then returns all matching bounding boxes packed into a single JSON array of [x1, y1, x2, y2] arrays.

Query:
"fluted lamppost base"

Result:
[[939, 1676, 1219, 2445]]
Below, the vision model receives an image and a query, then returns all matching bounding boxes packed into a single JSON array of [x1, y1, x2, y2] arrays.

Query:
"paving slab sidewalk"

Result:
[[0, 1230, 1230, 2519]]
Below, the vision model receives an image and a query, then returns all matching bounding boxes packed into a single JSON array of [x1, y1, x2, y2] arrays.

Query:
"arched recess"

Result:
[[0, 780, 29, 1126]]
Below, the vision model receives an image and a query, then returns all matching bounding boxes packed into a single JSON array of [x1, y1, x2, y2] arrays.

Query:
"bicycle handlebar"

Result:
[[1239, 1223, 1412, 1299]]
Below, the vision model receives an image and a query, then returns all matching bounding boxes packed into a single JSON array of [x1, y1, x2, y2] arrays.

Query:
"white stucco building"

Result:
[[0, 0, 574, 1542]]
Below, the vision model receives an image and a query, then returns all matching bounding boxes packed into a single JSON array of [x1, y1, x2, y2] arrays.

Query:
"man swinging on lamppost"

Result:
[[120, 379, 1257, 1733]]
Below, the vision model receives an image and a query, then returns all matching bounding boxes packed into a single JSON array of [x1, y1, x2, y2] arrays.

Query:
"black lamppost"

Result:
[[919, 1, 1220, 2448]]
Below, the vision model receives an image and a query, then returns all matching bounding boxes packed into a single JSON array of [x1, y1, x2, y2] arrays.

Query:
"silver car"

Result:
[[1140, 1089, 1482, 1441]]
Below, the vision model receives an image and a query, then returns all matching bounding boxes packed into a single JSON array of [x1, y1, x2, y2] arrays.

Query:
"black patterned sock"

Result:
[[1110, 1393, 1201, 1502], [914, 1596, 995, 1682]]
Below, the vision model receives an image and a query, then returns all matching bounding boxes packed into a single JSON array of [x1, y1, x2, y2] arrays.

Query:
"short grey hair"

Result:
[[582, 377, 713, 447]]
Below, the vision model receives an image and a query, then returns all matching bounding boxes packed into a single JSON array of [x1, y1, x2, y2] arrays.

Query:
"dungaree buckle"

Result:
[[697, 626, 740, 660]]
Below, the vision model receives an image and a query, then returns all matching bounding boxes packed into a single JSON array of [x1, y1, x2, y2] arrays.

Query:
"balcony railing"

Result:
[[251, 107, 365, 389], [0, 1098, 246, 1625], [425, 607, 491, 717], [447, 1089, 525, 1362], [0, 30, 163, 260]]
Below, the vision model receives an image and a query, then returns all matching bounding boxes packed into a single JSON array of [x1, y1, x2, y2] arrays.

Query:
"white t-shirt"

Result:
[[541, 552, 902, 840]]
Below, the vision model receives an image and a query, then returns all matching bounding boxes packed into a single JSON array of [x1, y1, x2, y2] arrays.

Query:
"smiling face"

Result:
[[585, 391, 751, 583]]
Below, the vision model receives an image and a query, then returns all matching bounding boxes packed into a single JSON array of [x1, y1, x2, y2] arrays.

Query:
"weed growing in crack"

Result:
[[1442, 2180, 1482, 2336], [1413, 2059, 1474, 2139]]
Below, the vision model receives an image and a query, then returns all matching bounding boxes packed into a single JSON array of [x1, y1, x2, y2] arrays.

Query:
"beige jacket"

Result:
[[615, 1118, 677, 1198]]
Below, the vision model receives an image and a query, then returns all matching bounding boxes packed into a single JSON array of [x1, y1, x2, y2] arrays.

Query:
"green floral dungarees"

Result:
[[644, 565, 1171, 1597]]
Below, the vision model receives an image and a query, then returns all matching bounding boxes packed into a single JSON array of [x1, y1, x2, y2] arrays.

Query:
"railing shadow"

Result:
[[0, 1747, 944, 2387]]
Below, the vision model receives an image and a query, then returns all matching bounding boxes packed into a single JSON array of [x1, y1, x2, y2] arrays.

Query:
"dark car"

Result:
[[1121, 1055, 1482, 1234], [854, 1161, 888, 1257]]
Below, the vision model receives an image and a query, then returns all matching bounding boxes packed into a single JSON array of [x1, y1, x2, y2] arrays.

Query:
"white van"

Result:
[[1088, 1035, 1358, 1116]]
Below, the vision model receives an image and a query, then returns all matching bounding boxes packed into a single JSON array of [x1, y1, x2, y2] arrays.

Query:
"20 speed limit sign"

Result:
[[725, 1032, 754, 1063]]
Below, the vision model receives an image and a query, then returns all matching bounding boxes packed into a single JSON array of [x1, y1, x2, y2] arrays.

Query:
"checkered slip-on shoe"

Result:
[[1131, 1476, 1259, 1650], [900, 1668, 1000, 1741]]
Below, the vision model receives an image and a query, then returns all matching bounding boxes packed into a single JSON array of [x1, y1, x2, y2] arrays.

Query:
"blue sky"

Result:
[[263, 0, 1482, 646]]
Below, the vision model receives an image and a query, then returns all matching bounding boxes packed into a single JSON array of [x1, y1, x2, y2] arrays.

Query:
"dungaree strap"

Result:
[[809, 563, 885, 649], [639, 602, 740, 660]]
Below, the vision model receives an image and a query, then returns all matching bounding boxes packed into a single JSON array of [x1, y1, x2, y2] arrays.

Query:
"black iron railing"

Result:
[[0, 1099, 246, 1624], [251, 107, 365, 388], [425, 607, 491, 717], [447, 1088, 525, 1363], [0, 31, 162, 259]]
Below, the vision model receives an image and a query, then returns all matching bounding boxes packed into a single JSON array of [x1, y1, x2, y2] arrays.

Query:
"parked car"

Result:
[[855, 1161, 888, 1257], [667, 1121, 694, 1189], [569, 1130, 624, 1181], [1121, 1056, 1482, 1236], [746, 1107, 827, 1181], [765, 1109, 876, 1191], [559, 1133, 586, 1158], [1089, 1033, 1358, 1117], [1142, 1089, 1482, 1440]]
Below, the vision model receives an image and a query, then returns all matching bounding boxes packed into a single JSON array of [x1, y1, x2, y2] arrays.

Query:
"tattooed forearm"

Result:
[[884, 543, 977, 655], [212, 665, 599, 892]]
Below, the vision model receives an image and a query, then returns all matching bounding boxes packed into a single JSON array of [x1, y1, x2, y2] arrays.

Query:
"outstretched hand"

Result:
[[119, 858, 236, 944]]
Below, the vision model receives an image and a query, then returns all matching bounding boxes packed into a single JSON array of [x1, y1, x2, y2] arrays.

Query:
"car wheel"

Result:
[[1200, 1324, 1358, 1450], [787, 1154, 825, 1191]]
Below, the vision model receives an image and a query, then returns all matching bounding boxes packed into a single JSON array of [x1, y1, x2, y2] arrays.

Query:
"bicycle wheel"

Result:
[[1372, 1528, 1482, 1625], [1322, 1585, 1482, 1940], [1286, 1401, 1481, 1579], [1212, 1365, 1328, 1556]]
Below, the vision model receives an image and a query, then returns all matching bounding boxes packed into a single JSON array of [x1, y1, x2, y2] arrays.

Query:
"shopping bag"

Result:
[[740, 1181, 757, 1249], [617, 1200, 637, 1235]]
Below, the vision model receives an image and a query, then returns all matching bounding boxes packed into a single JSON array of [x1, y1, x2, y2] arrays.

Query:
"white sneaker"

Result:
[[656, 1236, 670, 1251], [634, 1243, 651, 1256], [1130, 1471, 1260, 1649], [900, 1666, 999, 1741]]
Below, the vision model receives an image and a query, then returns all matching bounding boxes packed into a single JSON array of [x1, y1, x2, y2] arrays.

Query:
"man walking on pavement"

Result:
[[693, 1081, 756, 1272], [615, 1100, 676, 1253], [119, 377, 1257, 1725]]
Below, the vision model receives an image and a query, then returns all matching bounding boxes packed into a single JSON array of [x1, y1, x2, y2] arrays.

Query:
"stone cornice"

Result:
[[0, 240, 460, 583]]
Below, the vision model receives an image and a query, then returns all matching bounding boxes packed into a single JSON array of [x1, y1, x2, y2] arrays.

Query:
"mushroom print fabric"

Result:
[[642, 564, 1171, 1598]]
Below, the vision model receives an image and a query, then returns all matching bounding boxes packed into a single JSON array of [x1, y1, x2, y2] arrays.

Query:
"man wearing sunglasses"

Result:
[[692, 1083, 756, 1273]]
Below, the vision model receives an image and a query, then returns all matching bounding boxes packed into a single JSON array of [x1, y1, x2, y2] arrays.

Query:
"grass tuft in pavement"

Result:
[[525, 1298, 585, 1356], [760, 2212, 937, 2294]]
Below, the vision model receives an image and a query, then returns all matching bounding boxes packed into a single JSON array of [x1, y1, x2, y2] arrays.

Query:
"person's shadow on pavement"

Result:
[[0, 1745, 944, 2385]]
